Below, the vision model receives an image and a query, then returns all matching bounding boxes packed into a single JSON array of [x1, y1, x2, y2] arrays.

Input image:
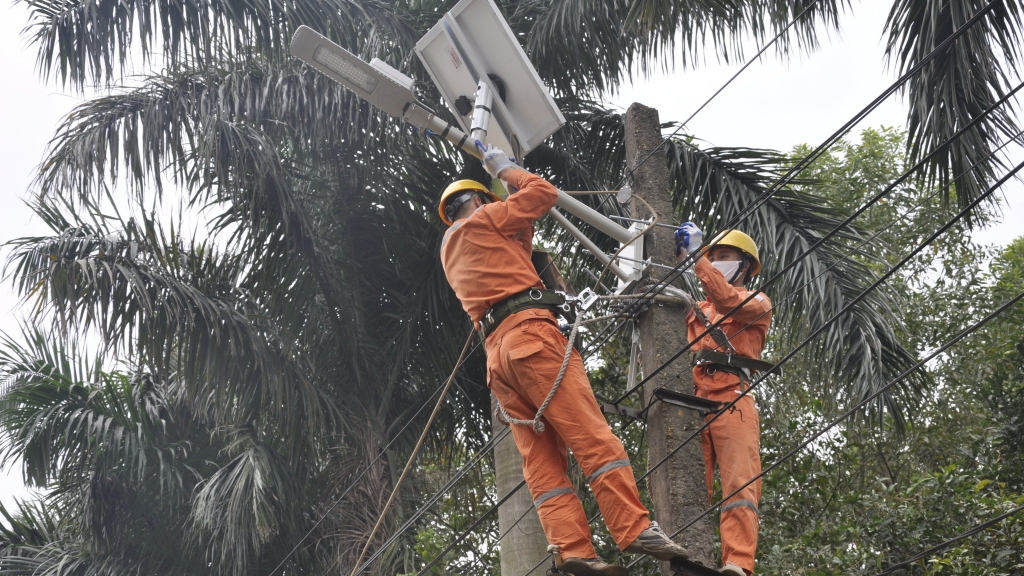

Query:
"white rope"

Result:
[[495, 311, 583, 433], [494, 290, 691, 434]]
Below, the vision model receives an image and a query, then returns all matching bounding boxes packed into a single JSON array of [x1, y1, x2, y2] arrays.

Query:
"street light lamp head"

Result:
[[291, 26, 418, 119], [312, 46, 378, 94]]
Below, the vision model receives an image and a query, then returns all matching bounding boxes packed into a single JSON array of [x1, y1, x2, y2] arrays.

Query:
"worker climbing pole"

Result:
[[437, 145, 692, 576], [680, 228, 773, 576]]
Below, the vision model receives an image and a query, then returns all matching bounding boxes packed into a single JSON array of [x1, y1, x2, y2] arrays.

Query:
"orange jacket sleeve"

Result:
[[693, 257, 771, 325], [478, 169, 558, 235]]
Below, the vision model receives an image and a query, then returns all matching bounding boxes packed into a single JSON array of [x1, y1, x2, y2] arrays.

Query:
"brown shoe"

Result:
[[623, 521, 689, 561], [561, 557, 629, 576]]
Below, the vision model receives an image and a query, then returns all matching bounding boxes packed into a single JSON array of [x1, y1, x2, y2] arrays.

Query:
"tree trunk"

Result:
[[624, 103, 717, 574], [492, 394, 549, 576]]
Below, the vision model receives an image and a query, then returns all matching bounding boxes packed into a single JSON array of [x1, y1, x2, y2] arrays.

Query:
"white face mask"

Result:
[[712, 260, 743, 282]]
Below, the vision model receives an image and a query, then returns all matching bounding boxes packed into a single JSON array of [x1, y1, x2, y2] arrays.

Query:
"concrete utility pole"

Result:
[[492, 396, 548, 576], [624, 103, 716, 574]]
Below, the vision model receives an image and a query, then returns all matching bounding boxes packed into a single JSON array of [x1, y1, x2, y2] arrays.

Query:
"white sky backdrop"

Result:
[[0, 0, 1020, 508]]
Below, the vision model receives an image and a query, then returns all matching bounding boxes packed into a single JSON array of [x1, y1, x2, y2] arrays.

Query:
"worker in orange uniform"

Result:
[[675, 224, 771, 576], [439, 143, 690, 576]]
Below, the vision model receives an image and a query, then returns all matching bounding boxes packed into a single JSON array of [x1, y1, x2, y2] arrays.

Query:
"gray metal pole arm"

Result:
[[407, 105, 634, 246], [288, 27, 634, 248]]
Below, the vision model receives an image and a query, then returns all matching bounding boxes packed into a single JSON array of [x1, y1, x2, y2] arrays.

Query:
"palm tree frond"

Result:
[[885, 0, 1024, 218]]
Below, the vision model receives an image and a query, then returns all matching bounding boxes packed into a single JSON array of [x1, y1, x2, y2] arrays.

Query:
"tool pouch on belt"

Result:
[[481, 288, 565, 337]]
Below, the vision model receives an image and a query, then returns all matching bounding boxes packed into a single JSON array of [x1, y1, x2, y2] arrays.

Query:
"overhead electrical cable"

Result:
[[414, 13, 1019, 573], [517, 154, 1024, 576], [593, 0, 825, 213], [582, 0, 1004, 362], [867, 503, 1024, 576], [627, 159, 1024, 523], [603, 75, 1024, 406], [351, 427, 515, 573], [348, 330, 477, 576], [663, 126, 1024, 385], [409, 479, 529, 576], [268, 334, 483, 576], [318, 5, 1011, 574], [661, 284, 1024, 544], [613, 1, 824, 191]]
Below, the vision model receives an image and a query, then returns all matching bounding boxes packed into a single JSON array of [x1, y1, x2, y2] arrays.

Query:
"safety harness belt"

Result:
[[693, 349, 782, 378], [481, 288, 565, 337]]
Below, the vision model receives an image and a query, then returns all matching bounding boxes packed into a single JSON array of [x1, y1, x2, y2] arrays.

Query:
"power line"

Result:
[[663, 283, 1024, 543], [613, 0, 825, 190], [267, 334, 484, 576], [349, 331, 477, 576], [661, 125, 1024, 384], [395, 152, 1022, 576], [393, 9, 1018, 571], [651, 157, 1024, 521], [337, 5, 1013, 572], [353, 427, 514, 573], [867, 503, 1024, 576], [410, 479, 528, 576], [582, 0, 1005, 364], [603, 75, 1024, 407], [534, 153, 1024, 573], [630, 159, 1024, 540]]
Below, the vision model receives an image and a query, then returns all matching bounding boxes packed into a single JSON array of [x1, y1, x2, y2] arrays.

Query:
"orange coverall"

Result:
[[440, 170, 650, 560], [687, 257, 772, 575]]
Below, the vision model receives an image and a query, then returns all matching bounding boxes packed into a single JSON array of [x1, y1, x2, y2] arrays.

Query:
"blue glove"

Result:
[[476, 140, 516, 178], [674, 222, 703, 256]]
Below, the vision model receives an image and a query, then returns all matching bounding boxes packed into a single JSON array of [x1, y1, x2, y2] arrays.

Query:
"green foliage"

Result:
[[755, 129, 1024, 575], [3, 0, 1023, 573]]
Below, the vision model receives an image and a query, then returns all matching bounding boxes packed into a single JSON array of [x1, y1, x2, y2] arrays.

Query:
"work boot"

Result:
[[623, 521, 689, 561], [561, 557, 629, 576], [720, 563, 746, 576]]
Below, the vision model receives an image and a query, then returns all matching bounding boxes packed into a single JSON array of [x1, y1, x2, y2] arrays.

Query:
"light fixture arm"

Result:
[[290, 25, 637, 282]]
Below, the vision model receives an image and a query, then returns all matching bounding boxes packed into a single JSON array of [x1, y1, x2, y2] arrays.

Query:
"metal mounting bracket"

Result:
[[652, 388, 725, 414], [290, 21, 649, 284], [601, 403, 643, 420]]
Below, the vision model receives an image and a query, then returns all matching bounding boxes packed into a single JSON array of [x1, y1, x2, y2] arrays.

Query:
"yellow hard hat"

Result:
[[707, 229, 761, 277], [438, 179, 502, 226]]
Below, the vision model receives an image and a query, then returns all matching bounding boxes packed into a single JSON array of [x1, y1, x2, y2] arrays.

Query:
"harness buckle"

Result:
[[528, 288, 543, 301], [576, 287, 598, 311]]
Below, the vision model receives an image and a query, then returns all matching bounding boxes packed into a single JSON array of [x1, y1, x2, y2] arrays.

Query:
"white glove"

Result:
[[675, 222, 703, 256], [476, 140, 516, 178]]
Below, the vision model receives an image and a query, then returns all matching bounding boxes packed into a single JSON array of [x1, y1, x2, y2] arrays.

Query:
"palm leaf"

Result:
[[884, 0, 1024, 216]]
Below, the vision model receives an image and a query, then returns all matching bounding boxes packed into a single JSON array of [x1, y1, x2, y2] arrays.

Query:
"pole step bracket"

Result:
[[601, 403, 643, 420], [670, 557, 725, 576], [652, 388, 724, 414]]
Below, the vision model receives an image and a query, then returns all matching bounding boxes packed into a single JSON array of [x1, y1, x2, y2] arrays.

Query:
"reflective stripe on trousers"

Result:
[[534, 487, 575, 507], [721, 499, 760, 516], [586, 458, 631, 483]]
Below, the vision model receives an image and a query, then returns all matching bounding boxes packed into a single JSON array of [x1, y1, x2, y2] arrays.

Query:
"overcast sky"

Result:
[[1, 1, 1020, 508]]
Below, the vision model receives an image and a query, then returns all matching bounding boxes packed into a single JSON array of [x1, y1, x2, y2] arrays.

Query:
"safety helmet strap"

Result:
[[726, 256, 747, 284], [444, 191, 479, 222], [737, 254, 753, 284]]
